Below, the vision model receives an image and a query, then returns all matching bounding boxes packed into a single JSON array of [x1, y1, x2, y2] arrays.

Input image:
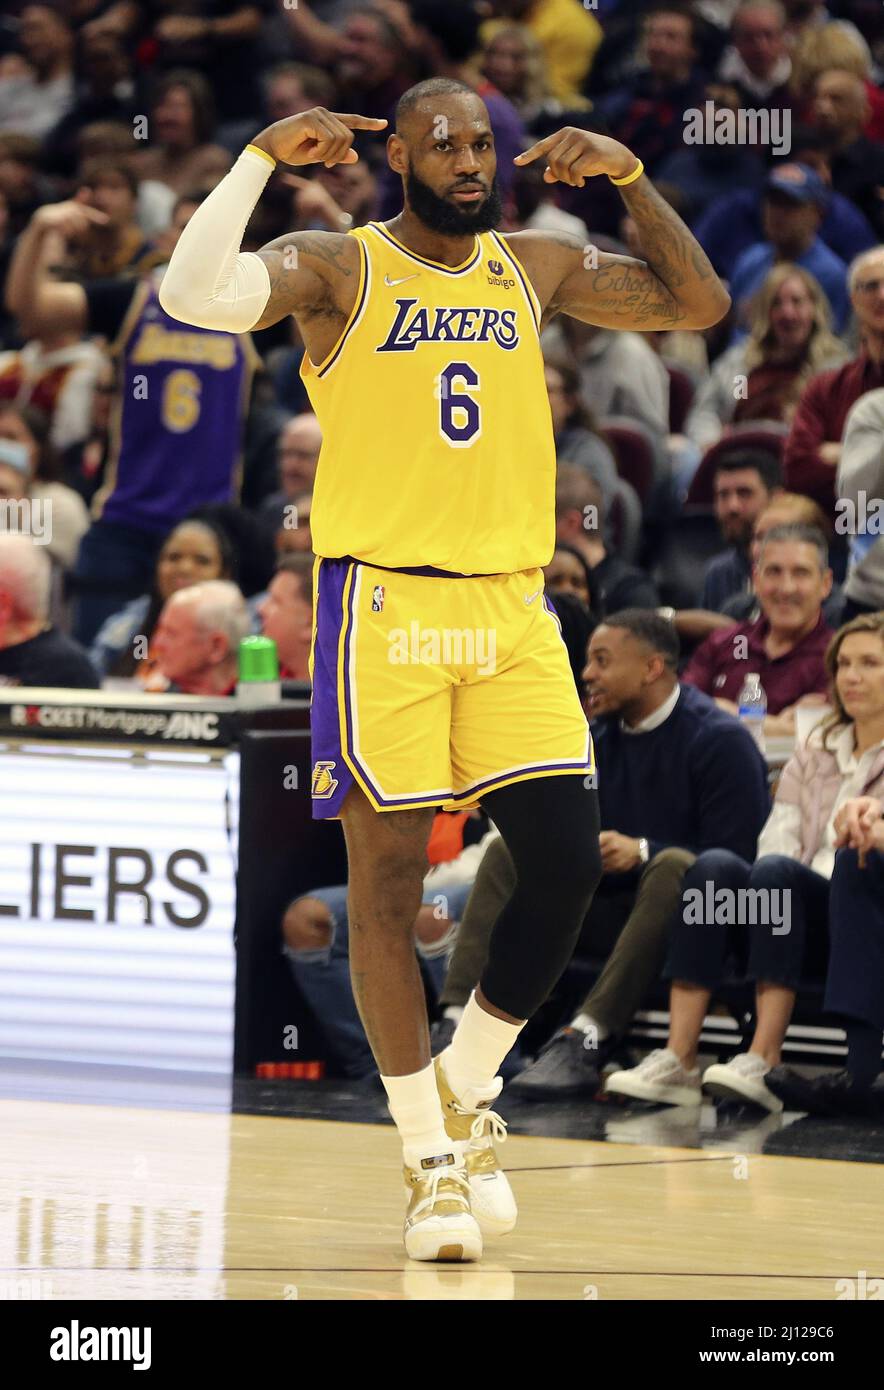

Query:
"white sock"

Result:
[[381, 1061, 453, 1172], [443, 1005, 464, 1023], [442, 991, 524, 1097], [571, 1011, 609, 1042]]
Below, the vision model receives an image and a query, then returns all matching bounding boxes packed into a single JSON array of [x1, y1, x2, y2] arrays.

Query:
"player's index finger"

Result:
[[333, 114, 389, 130], [513, 135, 555, 165]]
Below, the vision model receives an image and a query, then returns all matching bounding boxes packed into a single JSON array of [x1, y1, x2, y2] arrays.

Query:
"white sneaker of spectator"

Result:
[[604, 1048, 702, 1107], [701, 1052, 784, 1113]]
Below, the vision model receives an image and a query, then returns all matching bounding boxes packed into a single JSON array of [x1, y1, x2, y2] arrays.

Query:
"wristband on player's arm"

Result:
[[609, 159, 644, 186], [157, 147, 276, 333]]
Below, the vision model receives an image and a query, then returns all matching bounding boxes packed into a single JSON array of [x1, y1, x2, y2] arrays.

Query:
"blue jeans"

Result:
[[284, 881, 473, 1078], [665, 845, 884, 1064], [826, 848, 884, 1030], [668, 847, 884, 1035], [666, 850, 831, 989], [72, 519, 164, 647]]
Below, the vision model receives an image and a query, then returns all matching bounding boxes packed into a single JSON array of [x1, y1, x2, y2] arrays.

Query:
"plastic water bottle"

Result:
[[237, 635, 281, 707], [738, 672, 767, 754]]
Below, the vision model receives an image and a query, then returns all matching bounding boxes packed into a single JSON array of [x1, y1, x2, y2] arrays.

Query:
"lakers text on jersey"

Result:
[[302, 223, 555, 576]]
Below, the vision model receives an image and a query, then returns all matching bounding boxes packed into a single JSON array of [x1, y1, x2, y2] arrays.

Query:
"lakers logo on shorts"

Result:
[[311, 760, 339, 799]]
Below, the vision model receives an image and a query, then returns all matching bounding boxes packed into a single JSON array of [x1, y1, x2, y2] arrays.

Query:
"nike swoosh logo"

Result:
[[384, 273, 419, 287], [524, 589, 542, 604]]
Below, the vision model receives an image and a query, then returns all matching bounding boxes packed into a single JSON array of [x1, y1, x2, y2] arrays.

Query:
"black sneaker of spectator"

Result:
[[765, 1067, 884, 1119], [508, 1028, 626, 1101]]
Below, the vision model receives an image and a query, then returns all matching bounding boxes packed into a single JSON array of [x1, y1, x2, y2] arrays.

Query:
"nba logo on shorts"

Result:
[[371, 585, 385, 612]]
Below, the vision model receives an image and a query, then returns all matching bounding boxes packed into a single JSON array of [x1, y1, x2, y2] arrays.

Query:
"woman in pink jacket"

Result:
[[606, 612, 884, 1117]]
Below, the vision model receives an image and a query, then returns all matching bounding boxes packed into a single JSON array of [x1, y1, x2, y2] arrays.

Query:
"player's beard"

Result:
[[406, 170, 503, 236]]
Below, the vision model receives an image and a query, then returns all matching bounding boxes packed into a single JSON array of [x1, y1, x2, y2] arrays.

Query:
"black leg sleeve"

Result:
[[478, 775, 602, 1019]]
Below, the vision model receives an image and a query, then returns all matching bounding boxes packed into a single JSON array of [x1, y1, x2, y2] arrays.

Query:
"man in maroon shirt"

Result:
[[683, 524, 833, 736], [783, 245, 884, 522]]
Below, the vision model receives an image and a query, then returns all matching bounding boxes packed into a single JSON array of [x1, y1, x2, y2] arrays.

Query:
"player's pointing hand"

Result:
[[251, 109, 388, 170], [514, 128, 639, 189]]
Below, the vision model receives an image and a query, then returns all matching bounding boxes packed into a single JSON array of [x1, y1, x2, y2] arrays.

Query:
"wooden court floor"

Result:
[[2, 1099, 880, 1301]]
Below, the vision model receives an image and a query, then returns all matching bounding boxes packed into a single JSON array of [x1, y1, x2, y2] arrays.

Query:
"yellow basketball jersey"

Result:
[[301, 221, 555, 575]]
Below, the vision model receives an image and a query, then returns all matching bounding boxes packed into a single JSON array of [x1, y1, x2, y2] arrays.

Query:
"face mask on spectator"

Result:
[[0, 439, 30, 475]]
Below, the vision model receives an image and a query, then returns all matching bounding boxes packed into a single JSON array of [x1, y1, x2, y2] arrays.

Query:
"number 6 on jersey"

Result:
[[437, 361, 481, 448]]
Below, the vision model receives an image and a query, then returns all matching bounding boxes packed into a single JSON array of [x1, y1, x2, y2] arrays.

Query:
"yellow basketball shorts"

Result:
[[309, 557, 594, 818]]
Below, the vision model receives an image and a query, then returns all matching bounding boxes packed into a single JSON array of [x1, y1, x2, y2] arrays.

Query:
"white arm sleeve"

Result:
[[158, 148, 275, 332]]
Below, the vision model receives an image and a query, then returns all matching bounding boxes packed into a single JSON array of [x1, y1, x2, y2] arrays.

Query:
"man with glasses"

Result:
[[784, 247, 884, 532], [717, 0, 791, 107]]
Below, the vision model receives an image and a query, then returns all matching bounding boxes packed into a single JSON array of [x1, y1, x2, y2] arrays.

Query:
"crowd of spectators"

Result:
[[0, 0, 882, 1116]]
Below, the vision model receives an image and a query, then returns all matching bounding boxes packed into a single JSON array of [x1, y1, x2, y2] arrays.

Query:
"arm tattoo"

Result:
[[542, 182, 724, 327], [255, 230, 353, 325], [289, 233, 354, 278], [618, 177, 716, 293], [584, 260, 686, 327], [258, 247, 299, 311]]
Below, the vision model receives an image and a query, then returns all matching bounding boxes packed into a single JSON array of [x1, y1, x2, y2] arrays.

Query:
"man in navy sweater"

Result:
[[432, 609, 771, 1099]]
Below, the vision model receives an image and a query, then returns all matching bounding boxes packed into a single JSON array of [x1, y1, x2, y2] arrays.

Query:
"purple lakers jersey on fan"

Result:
[[98, 272, 255, 533]]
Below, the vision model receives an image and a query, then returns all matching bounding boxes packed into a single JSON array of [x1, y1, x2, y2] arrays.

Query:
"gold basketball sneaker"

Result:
[[435, 1054, 518, 1237], [403, 1156, 482, 1262]]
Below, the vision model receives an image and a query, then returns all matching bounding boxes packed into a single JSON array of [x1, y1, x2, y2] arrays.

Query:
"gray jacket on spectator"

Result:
[[556, 425, 619, 502], [543, 324, 669, 437], [838, 388, 884, 609], [686, 342, 849, 452], [685, 344, 751, 452]]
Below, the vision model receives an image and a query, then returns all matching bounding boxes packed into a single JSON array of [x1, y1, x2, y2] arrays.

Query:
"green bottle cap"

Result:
[[238, 635, 279, 683]]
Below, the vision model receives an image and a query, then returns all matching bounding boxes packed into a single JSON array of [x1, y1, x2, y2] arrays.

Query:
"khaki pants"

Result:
[[441, 836, 696, 1035]]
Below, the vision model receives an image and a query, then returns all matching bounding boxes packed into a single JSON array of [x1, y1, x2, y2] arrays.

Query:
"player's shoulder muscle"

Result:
[[500, 229, 587, 315], [504, 228, 586, 256], [253, 230, 362, 330]]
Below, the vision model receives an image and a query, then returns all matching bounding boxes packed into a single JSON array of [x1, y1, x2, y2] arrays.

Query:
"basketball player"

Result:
[[7, 191, 259, 645], [160, 82, 729, 1262]]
